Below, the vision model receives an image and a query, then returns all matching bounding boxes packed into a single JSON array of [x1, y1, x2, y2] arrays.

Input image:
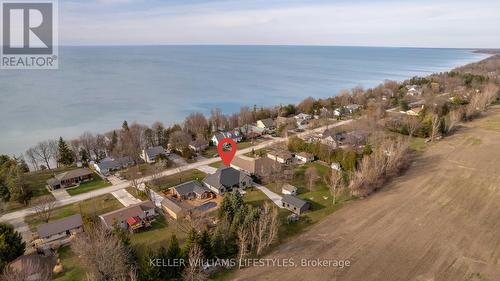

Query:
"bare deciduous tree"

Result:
[[430, 114, 441, 142], [404, 115, 421, 138], [169, 131, 191, 152], [182, 244, 207, 281], [237, 226, 250, 268], [325, 169, 344, 205], [184, 112, 208, 138], [32, 196, 57, 223], [30, 140, 57, 170], [304, 166, 319, 191], [72, 225, 131, 281], [0, 257, 52, 281]]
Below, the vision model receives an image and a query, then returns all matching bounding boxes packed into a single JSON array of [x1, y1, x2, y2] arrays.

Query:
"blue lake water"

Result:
[[0, 45, 488, 155]]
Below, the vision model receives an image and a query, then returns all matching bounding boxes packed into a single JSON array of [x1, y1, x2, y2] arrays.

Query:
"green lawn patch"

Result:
[[125, 186, 149, 201], [131, 215, 189, 258], [150, 169, 207, 191], [243, 188, 272, 208], [209, 161, 224, 169], [202, 146, 218, 158], [244, 148, 269, 158], [53, 246, 84, 281], [25, 194, 123, 231], [66, 173, 111, 196]]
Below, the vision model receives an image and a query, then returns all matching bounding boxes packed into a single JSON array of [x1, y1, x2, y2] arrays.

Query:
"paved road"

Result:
[[0, 119, 352, 224]]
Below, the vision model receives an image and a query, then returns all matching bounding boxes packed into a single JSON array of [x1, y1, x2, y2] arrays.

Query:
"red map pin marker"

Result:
[[217, 138, 237, 167]]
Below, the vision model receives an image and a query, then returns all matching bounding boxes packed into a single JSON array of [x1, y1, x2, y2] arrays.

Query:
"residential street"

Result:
[[0, 119, 352, 226]]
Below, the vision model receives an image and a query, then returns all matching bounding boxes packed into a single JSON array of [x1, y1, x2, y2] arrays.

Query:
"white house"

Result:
[[256, 118, 276, 131], [282, 183, 298, 196], [345, 104, 361, 114], [295, 152, 314, 163], [211, 130, 242, 146], [267, 150, 293, 164], [331, 162, 342, 171]]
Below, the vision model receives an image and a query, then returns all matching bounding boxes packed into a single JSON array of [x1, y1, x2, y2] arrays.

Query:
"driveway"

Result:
[[50, 189, 70, 201], [0, 120, 352, 224], [254, 183, 283, 208], [111, 189, 141, 207], [196, 165, 217, 174]]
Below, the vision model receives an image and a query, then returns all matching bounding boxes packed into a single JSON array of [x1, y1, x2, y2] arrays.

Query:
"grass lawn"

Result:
[[125, 186, 149, 200], [209, 161, 224, 169], [260, 162, 352, 242], [236, 141, 254, 150], [130, 215, 189, 257], [202, 146, 218, 158], [150, 169, 207, 191], [66, 173, 111, 196], [244, 148, 269, 158], [53, 246, 84, 281], [243, 187, 272, 208], [25, 193, 123, 231]]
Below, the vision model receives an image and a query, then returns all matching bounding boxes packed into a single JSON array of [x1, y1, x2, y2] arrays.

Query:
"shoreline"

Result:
[[0, 48, 492, 156]]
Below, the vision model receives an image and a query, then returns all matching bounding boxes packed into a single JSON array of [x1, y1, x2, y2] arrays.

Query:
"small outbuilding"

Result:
[[281, 184, 298, 196], [281, 194, 310, 215]]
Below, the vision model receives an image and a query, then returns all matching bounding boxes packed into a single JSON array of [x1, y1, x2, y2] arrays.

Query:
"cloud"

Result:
[[59, 0, 500, 48]]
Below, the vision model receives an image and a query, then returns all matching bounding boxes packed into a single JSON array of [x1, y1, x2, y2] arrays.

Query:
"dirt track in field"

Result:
[[232, 107, 500, 281]]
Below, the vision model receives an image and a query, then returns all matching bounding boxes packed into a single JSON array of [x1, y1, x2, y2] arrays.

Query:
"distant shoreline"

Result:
[[0, 47, 490, 156]]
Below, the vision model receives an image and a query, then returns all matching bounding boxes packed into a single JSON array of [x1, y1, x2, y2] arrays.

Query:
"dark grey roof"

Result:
[[96, 156, 133, 171], [37, 214, 83, 238], [259, 118, 275, 128], [282, 194, 308, 209], [202, 167, 250, 191], [172, 181, 209, 196], [145, 146, 167, 159]]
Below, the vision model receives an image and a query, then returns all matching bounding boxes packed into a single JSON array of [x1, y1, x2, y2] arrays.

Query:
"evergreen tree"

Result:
[[0, 223, 25, 270], [182, 228, 199, 257], [166, 235, 182, 278], [198, 229, 213, 259], [79, 148, 89, 165], [122, 120, 129, 131], [110, 130, 118, 151], [138, 248, 161, 281], [211, 230, 225, 258], [57, 137, 74, 166], [7, 166, 31, 205]]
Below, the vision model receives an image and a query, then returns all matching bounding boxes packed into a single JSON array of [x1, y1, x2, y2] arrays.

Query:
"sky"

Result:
[[58, 0, 500, 48]]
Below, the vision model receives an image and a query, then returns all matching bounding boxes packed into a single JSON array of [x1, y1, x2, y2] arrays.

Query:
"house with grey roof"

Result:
[[36, 214, 83, 246], [141, 146, 169, 163], [256, 118, 276, 131], [46, 168, 93, 190], [172, 180, 212, 200], [267, 150, 293, 164], [211, 130, 243, 146], [202, 167, 252, 195], [94, 156, 134, 175], [189, 139, 209, 152], [99, 201, 156, 230], [281, 194, 310, 215]]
